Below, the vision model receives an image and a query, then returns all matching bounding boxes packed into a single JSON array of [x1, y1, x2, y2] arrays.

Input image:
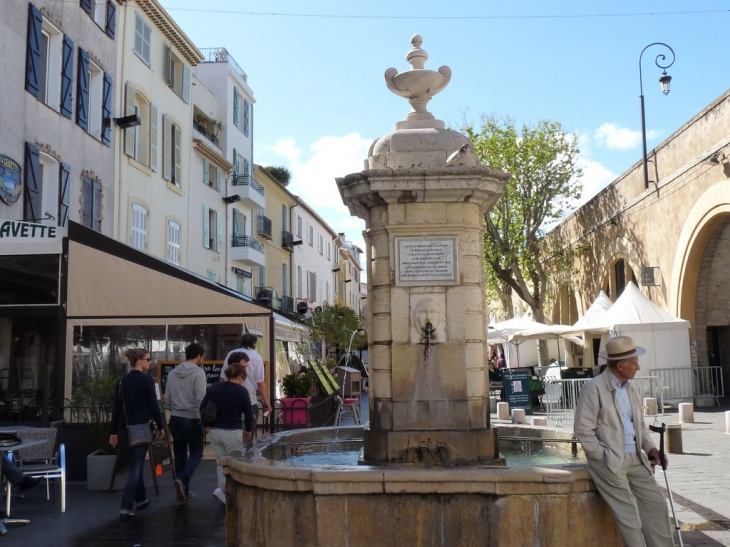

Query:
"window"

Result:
[[163, 116, 182, 186], [308, 271, 317, 302], [38, 153, 59, 225], [167, 220, 180, 266], [326, 242, 331, 260], [243, 99, 250, 136], [203, 206, 222, 252], [297, 266, 302, 299], [130, 204, 147, 251], [318, 235, 323, 255], [258, 266, 266, 288], [207, 270, 217, 282], [134, 13, 151, 65], [26, 5, 63, 111], [233, 87, 239, 127], [615, 259, 626, 298], [233, 209, 246, 237], [203, 159, 221, 190], [308, 225, 313, 246], [81, 0, 116, 38], [91, 0, 106, 29], [86, 59, 103, 139], [24, 143, 66, 225], [165, 46, 190, 103], [124, 83, 156, 167], [82, 177, 102, 232], [296, 215, 302, 237], [282, 205, 288, 232], [282, 264, 288, 296], [236, 275, 245, 294]]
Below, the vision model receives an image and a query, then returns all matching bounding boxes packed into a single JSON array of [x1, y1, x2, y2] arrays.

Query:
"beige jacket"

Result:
[[574, 370, 656, 473]]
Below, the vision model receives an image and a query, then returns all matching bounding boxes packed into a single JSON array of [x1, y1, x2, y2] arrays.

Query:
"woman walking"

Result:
[[109, 348, 165, 519], [201, 352, 254, 504]]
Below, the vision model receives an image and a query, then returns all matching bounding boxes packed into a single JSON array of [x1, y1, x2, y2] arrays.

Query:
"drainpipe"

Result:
[[114, 3, 130, 241]]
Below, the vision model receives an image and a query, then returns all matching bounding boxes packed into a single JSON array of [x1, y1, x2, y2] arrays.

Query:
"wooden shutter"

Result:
[[232, 148, 238, 176], [76, 48, 89, 130], [243, 99, 250, 136], [80, 0, 92, 16], [149, 103, 158, 171], [101, 72, 112, 146], [106, 0, 116, 39], [60, 35, 74, 118], [243, 158, 249, 176], [25, 4, 42, 98], [164, 44, 173, 86], [216, 210, 223, 252], [124, 81, 135, 156], [182, 64, 190, 103], [233, 209, 240, 236], [233, 87, 239, 127], [58, 163, 70, 227], [203, 205, 210, 248], [24, 142, 41, 222], [82, 177, 93, 228], [173, 124, 181, 185], [215, 165, 221, 191], [203, 159, 209, 186], [92, 181, 101, 231], [162, 114, 171, 181]]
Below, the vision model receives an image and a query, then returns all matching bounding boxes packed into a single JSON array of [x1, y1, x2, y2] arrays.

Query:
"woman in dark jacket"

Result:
[[200, 353, 254, 505], [109, 348, 164, 519]]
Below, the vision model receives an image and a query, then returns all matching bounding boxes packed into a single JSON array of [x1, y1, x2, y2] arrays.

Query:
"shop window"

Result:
[[130, 204, 147, 251], [82, 177, 102, 232], [134, 13, 151, 65], [168, 220, 181, 265]]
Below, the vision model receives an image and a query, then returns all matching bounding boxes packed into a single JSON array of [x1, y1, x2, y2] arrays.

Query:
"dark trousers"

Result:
[[169, 416, 204, 495], [120, 438, 149, 512]]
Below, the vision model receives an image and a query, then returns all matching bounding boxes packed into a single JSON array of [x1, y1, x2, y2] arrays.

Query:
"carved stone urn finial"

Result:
[[384, 34, 452, 124]]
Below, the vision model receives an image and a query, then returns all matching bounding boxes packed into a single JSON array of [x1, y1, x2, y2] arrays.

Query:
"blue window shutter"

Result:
[[80, 0, 92, 16], [59, 163, 71, 227], [25, 4, 42, 98], [24, 142, 41, 222], [102, 72, 112, 146], [243, 99, 250, 136], [106, 1, 116, 39], [60, 35, 74, 119], [233, 209, 240, 236], [76, 48, 89, 130], [233, 88, 239, 126], [243, 158, 249, 176], [232, 148, 237, 176]]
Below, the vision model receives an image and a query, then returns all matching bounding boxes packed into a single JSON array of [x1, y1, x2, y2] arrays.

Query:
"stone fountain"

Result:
[[223, 36, 623, 547]]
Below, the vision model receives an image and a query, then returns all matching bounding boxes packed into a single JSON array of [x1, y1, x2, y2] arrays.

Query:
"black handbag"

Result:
[[120, 379, 153, 447], [200, 385, 218, 427]]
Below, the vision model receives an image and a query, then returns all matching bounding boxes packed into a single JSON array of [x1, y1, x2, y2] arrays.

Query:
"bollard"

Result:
[[678, 402, 694, 423], [531, 417, 548, 426], [726, 411, 730, 435], [666, 424, 683, 454], [489, 396, 498, 414], [511, 408, 526, 424], [497, 402, 510, 421], [643, 397, 657, 416]]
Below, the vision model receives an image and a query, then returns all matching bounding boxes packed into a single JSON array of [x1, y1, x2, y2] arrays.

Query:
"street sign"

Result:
[[502, 368, 533, 415]]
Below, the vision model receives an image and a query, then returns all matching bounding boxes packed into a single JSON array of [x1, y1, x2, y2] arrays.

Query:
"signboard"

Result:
[[0, 155, 22, 205], [0, 219, 66, 255], [309, 359, 339, 395], [502, 368, 533, 415], [158, 361, 224, 394], [641, 266, 659, 287], [395, 236, 458, 286]]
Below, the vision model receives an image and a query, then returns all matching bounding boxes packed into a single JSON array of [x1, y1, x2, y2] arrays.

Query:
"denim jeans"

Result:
[[120, 439, 150, 512], [2, 454, 25, 486], [169, 416, 204, 495]]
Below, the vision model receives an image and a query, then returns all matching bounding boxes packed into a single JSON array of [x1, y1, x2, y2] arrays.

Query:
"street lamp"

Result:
[[639, 42, 675, 190]]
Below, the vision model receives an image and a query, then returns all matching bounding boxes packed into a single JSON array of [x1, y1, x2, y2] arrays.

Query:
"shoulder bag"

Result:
[[121, 378, 153, 447], [201, 384, 218, 427]]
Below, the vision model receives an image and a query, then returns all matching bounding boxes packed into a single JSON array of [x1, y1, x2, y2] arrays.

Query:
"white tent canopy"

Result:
[[572, 291, 613, 330]]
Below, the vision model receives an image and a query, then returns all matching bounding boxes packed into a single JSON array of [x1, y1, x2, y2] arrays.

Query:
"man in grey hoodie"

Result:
[[165, 342, 207, 502]]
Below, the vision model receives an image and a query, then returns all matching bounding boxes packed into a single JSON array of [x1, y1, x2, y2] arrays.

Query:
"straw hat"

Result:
[[598, 335, 647, 361]]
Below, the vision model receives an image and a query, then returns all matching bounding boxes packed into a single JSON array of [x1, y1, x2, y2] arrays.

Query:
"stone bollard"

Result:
[[511, 408, 526, 424], [489, 396, 498, 414], [643, 397, 657, 416], [497, 402, 510, 421], [726, 411, 730, 435], [531, 417, 548, 426], [679, 402, 694, 423], [666, 424, 683, 454]]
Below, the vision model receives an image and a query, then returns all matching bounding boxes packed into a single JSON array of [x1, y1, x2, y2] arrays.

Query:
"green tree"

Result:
[[263, 166, 292, 186], [465, 115, 584, 361], [304, 304, 366, 364]]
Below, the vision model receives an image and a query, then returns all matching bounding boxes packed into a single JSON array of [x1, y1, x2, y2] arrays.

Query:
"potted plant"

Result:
[[69, 375, 127, 490], [280, 368, 314, 428]]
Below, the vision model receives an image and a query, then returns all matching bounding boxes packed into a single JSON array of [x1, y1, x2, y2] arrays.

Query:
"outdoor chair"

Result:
[[7, 425, 66, 514], [334, 395, 360, 426]]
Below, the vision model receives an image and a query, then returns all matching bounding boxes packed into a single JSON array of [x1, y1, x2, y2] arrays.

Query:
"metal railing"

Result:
[[257, 216, 272, 239], [693, 366, 724, 406], [231, 235, 264, 253], [193, 121, 219, 145], [282, 230, 294, 251], [231, 174, 265, 196], [648, 367, 695, 402], [199, 47, 248, 82]]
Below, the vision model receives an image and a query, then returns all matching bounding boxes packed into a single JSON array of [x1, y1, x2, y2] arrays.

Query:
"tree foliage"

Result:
[[264, 166, 292, 186], [464, 115, 584, 329], [304, 304, 366, 359]]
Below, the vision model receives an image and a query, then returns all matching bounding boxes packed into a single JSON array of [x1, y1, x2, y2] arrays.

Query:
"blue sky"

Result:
[[161, 1, 730, 255]]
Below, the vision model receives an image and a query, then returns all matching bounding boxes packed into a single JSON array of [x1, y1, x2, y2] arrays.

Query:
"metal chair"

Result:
[[334, 396, 361, 426]]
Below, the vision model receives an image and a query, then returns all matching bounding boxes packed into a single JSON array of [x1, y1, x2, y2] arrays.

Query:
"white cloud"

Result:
[[270, 138, 302, 162], [593, 123, 660, 150], [575, 158, 617, 207]]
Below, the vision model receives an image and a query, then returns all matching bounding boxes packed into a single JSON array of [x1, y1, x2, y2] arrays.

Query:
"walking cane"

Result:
[[649, 423, 684, 547]]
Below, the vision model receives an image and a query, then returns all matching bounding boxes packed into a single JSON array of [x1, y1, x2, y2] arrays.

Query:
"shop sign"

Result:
[[0, 219, 65, 255], [232, 267, 252, 279], [0, 155, 22, 205]]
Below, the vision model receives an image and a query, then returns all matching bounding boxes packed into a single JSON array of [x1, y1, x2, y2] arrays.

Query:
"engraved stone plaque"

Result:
[[395, 236, 458, 286]]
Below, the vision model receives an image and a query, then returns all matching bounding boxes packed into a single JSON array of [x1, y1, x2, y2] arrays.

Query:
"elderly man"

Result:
[[574, 335, 673, 547]]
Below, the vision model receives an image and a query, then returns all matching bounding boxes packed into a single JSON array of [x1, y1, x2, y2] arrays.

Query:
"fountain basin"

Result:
[[223, 426, 621, 547]]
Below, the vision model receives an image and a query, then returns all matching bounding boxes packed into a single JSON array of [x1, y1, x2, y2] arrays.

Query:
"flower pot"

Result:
[[280, 397, 311, 428], [87, 449, 127, 491]]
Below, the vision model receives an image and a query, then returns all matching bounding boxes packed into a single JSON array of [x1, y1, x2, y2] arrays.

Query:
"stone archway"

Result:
[[596, 237, 644, 302]]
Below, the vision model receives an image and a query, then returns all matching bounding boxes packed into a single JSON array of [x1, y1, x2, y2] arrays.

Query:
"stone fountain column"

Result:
[[337, 35, 509, 464]]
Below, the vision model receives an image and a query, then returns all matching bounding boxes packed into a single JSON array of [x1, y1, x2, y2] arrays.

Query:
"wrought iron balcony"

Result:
[[231, 174, 265, 196], [193, 121, 219, 145], [257, 216, 272, 240], [282, 230, 294, 251], [281, 295, 294, 314], [231, 235, 264, 253]]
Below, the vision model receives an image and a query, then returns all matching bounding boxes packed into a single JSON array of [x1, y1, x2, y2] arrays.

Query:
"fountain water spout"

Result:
[[436, 444, 453, 468], [419, 442, 432, 469]]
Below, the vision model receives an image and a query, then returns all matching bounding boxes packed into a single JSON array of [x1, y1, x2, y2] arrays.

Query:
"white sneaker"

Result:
[[213, 487, 226, 505]]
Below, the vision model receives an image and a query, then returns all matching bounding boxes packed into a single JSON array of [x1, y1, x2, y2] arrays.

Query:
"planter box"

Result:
[[280, 397, 311, 429], [87, 450, 127, 491]]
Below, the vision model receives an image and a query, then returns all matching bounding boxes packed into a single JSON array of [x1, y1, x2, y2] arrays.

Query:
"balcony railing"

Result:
[[257, 216, 272, 239], [232, 174, 265, 196], [199, 47, 248, 82], [281, 295, 294, 314], [193, 121, 219, 145], [282, 230, 294, 251], [231, 235, 264, 253]]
